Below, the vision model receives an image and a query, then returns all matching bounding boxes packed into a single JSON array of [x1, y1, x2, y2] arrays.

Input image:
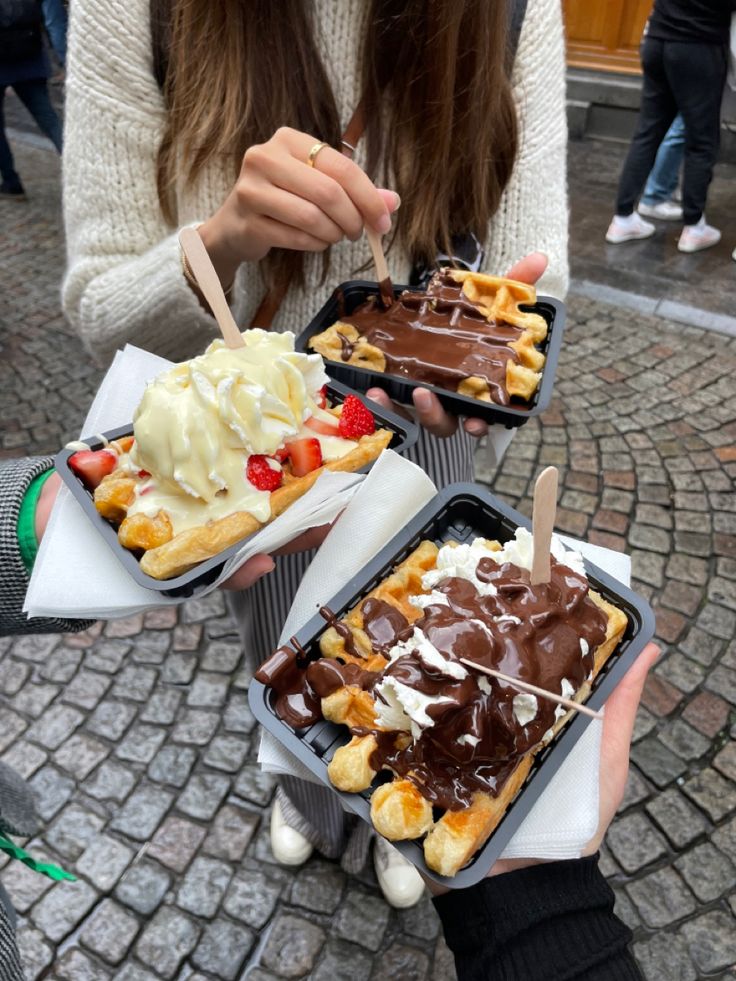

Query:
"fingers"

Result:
[[505, 251, 548, 285], [412, 389, 458, 438], [463, 418, 488, 438], [274, 523, 333, 556], [603, 642, 661, 747], [365, 387, 415, 423], [220, 553, 275, 591]]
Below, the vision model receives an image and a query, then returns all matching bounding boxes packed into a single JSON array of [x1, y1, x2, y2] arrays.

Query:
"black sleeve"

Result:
[[433, 855, 642, 981], [0, 457, 94, 637]]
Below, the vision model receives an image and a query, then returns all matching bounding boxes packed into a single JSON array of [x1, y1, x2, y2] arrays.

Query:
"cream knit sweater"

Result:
[[62, 0, 568, 367]]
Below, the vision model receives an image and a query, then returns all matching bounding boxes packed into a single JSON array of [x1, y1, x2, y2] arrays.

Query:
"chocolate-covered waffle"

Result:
[[308, 269, 548, 406], [257, 530, 627, 877]]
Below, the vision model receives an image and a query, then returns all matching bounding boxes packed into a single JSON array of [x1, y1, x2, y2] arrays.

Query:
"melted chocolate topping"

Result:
[[255, 647, 321, 729], [336, 269, 528, 405], [264, 549, 610, 812]]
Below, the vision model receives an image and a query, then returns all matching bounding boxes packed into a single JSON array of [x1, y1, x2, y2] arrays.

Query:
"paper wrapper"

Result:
[[259, 458, 632, 861], [24, 345, 365, 621]]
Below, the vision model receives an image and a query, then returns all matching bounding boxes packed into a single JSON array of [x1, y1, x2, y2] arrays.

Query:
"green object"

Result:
[[0, 834, 76, 882], [17, 469, 53, 574]]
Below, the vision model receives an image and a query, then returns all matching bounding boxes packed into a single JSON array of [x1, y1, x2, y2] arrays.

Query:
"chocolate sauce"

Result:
[[319, 606, 360, 657], [264, 550, 610, 812], [336, 269, 529, 405], [255, 647, 321, 729]]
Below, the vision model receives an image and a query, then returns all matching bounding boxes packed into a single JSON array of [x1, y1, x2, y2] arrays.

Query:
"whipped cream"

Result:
[[375, 677, 454, 739], [512, 692, 538, 727], [386, 627, 469, 681], [421, 539, 503, 596]]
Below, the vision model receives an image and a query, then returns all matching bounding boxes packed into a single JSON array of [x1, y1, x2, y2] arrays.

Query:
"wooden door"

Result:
[[564, 0, 652, 74]]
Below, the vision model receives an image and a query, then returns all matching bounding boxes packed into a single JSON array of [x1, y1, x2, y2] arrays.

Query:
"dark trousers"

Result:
[[0, 78, 62, 187], [615, 38, 727, 225]]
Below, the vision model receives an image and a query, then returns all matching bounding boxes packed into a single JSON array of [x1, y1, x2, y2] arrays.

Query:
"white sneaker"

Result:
[[373, 836, 425, 908], [269, 800, 314, 866], [638, 199, 683, 221], [605, 213, 656, 244], [678, 218, 721, 253], [732, 246, 736, 262]]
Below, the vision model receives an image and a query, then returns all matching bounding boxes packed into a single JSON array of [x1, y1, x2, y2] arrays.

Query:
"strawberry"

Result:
[[69, 449, 118, 490], [287, 437, 323, 477], [338, 395, 375, 439], [305, 415, 340, 437], [315, 385, 328, 409], [271, 446, 290, 464], [246, 455, 283, 491]]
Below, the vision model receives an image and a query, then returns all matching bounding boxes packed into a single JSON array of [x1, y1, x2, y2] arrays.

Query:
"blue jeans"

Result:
[[0, 79, 62, 187], [641, 113, 685, 205], [42, 0, 68, 67]]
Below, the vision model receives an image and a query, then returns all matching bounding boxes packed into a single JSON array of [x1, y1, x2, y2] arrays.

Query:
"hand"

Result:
[[426, 641, 661, 893], [199, 127, 400, 287], [34, 471, 61, 542], [366, 251, 549, 439], [219, 523, 333, 591]]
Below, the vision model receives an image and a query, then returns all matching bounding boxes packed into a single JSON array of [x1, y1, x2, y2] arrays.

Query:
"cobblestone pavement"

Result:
[[1, 136, 736, 981]]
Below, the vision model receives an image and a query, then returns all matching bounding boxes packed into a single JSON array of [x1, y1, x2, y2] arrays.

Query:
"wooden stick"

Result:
[[530, 465, 559, 586], [179, 227, 245, 349], [458, 658, 603, 720], [365, 226, 395, 309]]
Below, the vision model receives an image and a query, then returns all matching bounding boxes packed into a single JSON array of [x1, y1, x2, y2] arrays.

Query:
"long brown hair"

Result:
[[154, 0, 518, 292]]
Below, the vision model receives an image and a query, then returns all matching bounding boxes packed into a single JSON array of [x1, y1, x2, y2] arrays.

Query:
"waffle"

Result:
[[316, 537, 628, 877], [308, 270, 549, 405], [94, 412, 392, 580]]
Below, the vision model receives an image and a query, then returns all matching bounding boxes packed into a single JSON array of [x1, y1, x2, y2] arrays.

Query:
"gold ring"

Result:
[[307, 141, 329, 168]]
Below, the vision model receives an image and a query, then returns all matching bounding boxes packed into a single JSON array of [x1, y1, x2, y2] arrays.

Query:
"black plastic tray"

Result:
[[54, 381, 418, 599], [248, 483, 655, 888], [295, 281, 566, 429]]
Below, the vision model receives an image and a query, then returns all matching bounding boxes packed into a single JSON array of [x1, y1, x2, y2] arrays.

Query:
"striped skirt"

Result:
[[230, 426, 476, 869]]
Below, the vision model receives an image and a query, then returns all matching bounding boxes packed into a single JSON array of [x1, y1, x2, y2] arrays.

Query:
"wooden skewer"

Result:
[[530, 465, 559, 586], [458, 658, 603, 720], [179, 227, 245, 349], [365, 225, 395, 309]]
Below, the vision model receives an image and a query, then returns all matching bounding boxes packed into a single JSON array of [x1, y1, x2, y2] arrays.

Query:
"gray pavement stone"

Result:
[[680, 910, 736, 974], [15, 925, 54, 981], [115, 724, 167, 764], [397, 892, 440, 941], [630, 736, 687, 788], [177, 772, 231, 820], [76, 834, 135, 892], [682, 767, 736, 822], [3, 854, 54, 912], [713, 813, 736, 863], [626, 868, 696, 928], [658, 719, 711, 761], [111, 665, 157, 702], [139, 688, 182, 725], [115, 860, 172, 915], [187, 671, 229, 707], [606, 812, 668, 874], [110, 784, 174, 841], [79, 898, 140, 965], [172, 709, 219, 745], [311, 939, 374, 981], [203, 734, 250, 772], [39, 646, 83, 683], [53, 732, 109, 778], [44, 805, 106, 861], [632, 932, 697, 981], [27, 704, 84, 750], [161, 652, 197, 685], [129, 629, 170, 663], [12, 683, 59, 719], [86, 701, 137, 741], [373, 943, 431, 980], [31, 879, 99, 942], [148, 815, 207, 874], [28, 765, 74, 821], [201, 640, 242, 673], [289, 860, 346, 915], [260, 912, 326, 977], [334, 888, 390, 951], [176, 855, 232, 917], [52, 947, 112, 980], [0, 657, 29, 695], [223, 694, 257, 733], [61, 670, 111, 710], [223, 869, 283, 929], [202, 802, 259, 861], [134, 907, 201, 979], [191, 919, 255, 979], [85, 640, 131, 674], [1, 739, 47, 779], [674, 841, 736, 902], [645, 789, 709, 849], [83, 760, 137, 804], [148, 744, 197, 787], [11, 634, 59, 663]]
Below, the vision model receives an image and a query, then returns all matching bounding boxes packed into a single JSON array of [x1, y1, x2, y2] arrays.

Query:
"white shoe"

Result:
[[732, 246, 736, 262], [605, 213, 655, 244], [374, 837, 425, 908], [269, 800, 314, 866], [678, 218, 721, 253], [638, 199, 683, 221]]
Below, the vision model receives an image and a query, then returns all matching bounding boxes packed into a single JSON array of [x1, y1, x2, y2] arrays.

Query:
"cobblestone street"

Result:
[[1, 133, 736, 980]]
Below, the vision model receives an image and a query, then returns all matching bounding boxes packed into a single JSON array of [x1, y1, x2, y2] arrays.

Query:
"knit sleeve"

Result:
[[61, 0, 218, 366], [483, 0, 569, 299], [0, 459, 93, 637], [433, 856, 642, 981]]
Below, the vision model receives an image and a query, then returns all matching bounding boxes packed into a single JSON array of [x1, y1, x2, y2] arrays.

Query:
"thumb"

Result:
[[377, 188, 401, 214]]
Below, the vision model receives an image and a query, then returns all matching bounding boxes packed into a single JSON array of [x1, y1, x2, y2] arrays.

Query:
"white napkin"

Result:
[[24, 345, 365, 620], [258, 466, 632, 861]]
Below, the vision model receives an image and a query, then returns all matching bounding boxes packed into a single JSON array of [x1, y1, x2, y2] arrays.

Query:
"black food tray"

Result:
[[54, 381, 418, 599], [248, 483, 655, 888], [295, 280, 566, 429]]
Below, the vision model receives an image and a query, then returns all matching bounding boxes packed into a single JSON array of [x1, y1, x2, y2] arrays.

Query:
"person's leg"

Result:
[[665, 41, 727, 226], [0, 86, 25, 192], [42, 0, 68, 67], [641, 113, 685, 205], [12, 79, 63, 153], [614, 38, 678, 216]]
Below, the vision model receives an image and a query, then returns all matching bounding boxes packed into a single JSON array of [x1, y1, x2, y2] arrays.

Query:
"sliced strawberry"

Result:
[[338, 395, 375, 439], [315, 385, 328, 409], [287, 437, 323, 477], [305, 415, 340, 437], [271, 447, 290, 464], [137, 469, 151, 478], [246, 455, 283, 491], [69, 449, 118, 490]]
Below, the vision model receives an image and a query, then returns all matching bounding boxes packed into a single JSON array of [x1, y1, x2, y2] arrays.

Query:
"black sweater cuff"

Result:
[[433, 856, 641, 981]]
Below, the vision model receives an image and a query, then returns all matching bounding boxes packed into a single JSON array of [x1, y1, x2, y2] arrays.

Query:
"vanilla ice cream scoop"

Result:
[[131, 329, 328, 502]]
